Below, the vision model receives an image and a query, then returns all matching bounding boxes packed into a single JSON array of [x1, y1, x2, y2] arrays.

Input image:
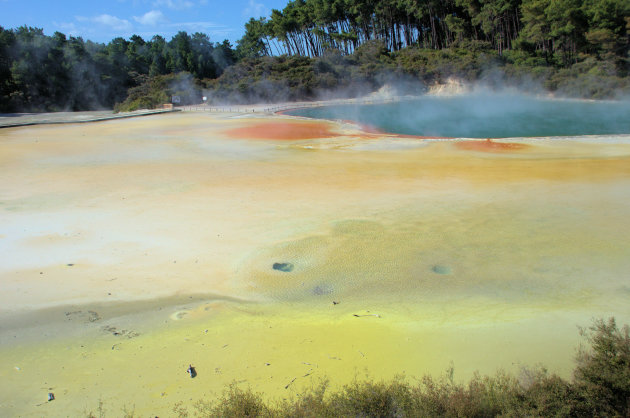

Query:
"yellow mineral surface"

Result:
[[1, 111, 630, 416]]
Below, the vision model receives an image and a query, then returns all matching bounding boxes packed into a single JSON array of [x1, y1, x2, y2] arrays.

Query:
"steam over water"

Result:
[[287, 94, 630, 138]]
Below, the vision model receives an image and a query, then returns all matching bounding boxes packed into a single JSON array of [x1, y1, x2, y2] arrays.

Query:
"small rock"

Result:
[[432, 265, 452, 275], [87, 311, 101, 322], [48, 393, 55, 401], [312, 284, 333, 295], [272, 262, 294, 272]]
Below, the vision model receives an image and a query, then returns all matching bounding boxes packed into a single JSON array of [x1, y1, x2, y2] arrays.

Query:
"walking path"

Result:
[[0, 108, 179, 129], [0, 94, 414, 128], [180, 95, 414, 114]]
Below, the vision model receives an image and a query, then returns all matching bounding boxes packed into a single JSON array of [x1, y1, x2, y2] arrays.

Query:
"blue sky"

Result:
[[1, 0, 288, 45]]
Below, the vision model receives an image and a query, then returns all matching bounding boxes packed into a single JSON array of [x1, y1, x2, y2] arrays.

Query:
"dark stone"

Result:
[[272, 262, 294, 272]]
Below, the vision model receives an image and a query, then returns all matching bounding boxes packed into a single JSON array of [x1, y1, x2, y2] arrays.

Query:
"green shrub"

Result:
[[329, 377, 414, 417], [525, 373, 581, 416], [574, 318, 630, 417], [114, 72, 200, 112], [277, 381, 334, 417], [194, 384, 273, 418]]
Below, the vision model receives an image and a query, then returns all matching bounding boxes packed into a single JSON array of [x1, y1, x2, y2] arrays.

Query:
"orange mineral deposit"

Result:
[[224, 120, 337, 140], [455, 138, 530, 152]]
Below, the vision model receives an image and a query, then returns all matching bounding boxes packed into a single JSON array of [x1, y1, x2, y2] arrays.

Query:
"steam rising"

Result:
[[287, 88, 630, 139]]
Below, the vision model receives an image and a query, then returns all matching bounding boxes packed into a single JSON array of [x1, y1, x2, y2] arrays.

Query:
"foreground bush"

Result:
[[574, 318, 630, 416]]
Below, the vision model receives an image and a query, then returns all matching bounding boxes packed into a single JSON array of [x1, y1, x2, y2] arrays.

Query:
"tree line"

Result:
[[1, 0, 628, 112], [0, 26, 235, 112], [237, 0, 629, 66]]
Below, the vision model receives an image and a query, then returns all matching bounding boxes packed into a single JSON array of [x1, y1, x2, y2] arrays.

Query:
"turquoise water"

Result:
[[286, 94, 630, 138]]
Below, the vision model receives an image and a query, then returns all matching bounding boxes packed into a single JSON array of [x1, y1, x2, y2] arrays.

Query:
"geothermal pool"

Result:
[[1, 109, 630, 416], [286, 94, 630, 138]]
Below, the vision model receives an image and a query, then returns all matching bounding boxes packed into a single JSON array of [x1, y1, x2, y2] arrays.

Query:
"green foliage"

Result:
[[0, 27, 236, 112], [544, 57, 630, 98], [202, 34, 630, 104], [394, 45, 499, 83], [237, 18, 272, 59], [193, 384, 273, 417], [518, 367, 584, 416], [113, 72, 201, 112], [236, 0, 628, 64], [2, 0, 630, 111], [277, 381, 333, 417], [399, 370, 523, 417], [574, 318, 630, 416], [328, 377, 414, 417], [203, 55, 321, 103]]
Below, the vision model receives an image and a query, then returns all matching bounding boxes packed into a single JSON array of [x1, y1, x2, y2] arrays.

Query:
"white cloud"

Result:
[[166, 21, 228, 33], [168, 22, 226, 30], [207, 28, 233, 40], [134, 10, 167, 26], [88, 14, 133, 31], [243, 0, 267, 17], [54, 21, 79, 35], [152, 0, 194, 10], [156, 20, 232, 39]]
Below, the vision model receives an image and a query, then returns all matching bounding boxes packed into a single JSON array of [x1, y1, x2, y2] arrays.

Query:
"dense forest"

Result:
[[1, 0, 629, 112], [0, 27, 235, 112], [237, 0, 629, 63]]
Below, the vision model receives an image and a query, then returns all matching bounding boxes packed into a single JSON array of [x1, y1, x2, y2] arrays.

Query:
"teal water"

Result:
[[286, 94, 630, 138]]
